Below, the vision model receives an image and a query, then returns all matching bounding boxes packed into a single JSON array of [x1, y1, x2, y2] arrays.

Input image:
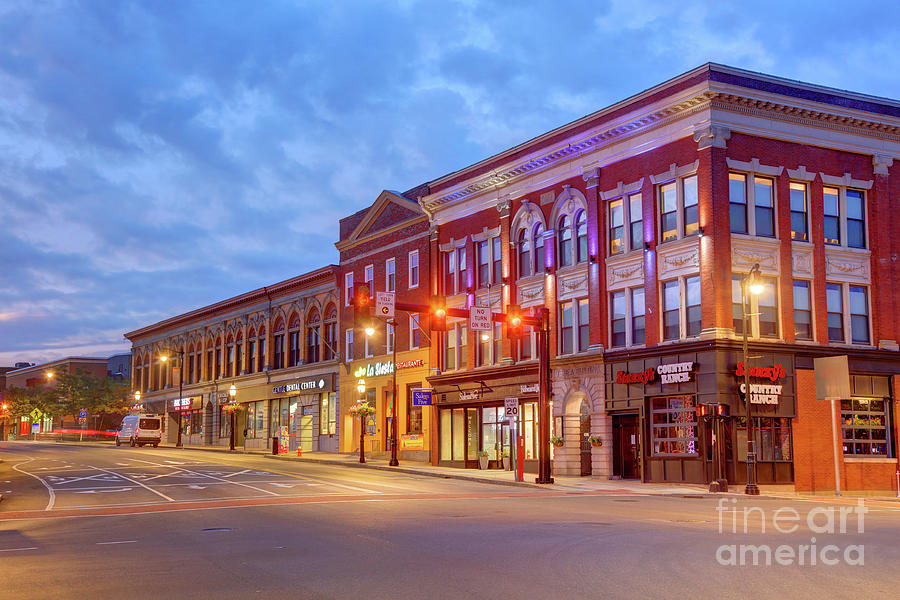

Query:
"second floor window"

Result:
[[793, 280, 812, 341], [345, 329, 354, 362], [609, 195, 642, 255], [659, 175, 698, 242], [476, 237, 503, 288], [825, 187, 867, 249], [557, 215, 572, 268], [288, 331, 300, 367], [662, 276, 701, 341], [344, 272, 353, 306], [410, 313, 420, 349], [443, 247, 467, 295], [610, 287, 645, 348], [790, 182, 808, 242], [444, 322, 467, 371], [248, 340, 256, 374], [307, 324, 320, 363], [323, 320, 336, 361], [559, 298, 589, 354], [732, 274, 778, 338], [273, 334, 284, 369], [386, 258, 395, 292], [827, 283, 870, 345], [729, 172, 775, 237], [226, 345, 234, 377], [409, 250, 419, 288], [257, 338, 265, 372]]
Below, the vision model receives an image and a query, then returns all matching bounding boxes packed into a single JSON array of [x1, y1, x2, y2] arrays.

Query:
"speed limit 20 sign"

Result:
[[504, 397, 519, 419]]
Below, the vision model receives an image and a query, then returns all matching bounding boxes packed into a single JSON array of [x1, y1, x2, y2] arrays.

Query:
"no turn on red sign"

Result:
[[469, 306, 492, 331]]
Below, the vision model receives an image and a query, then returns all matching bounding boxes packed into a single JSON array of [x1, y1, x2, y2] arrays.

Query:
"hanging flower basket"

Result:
[[550, 436, 564, 448], [222, 402, 244, 414], [349, 402, 375, 418], [588, 435, 603, 448]]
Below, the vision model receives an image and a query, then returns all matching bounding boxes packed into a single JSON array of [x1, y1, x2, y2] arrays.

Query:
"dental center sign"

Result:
[[735, 362, 785, 405], [615, 361, 695, 385]]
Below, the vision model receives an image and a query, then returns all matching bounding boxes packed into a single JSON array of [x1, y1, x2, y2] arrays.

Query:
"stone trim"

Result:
[[725, 157, 784, 177], [600, 178, 645, 202], [819, 172, 874, 190]]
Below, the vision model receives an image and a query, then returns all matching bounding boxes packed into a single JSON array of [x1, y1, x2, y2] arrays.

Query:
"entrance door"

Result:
[[579, 402, 592, 476], [299, 411, 314, 452], [612, 414, 640, 479]]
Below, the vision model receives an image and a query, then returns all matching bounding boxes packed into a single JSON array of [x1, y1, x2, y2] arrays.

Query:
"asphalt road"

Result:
[[2, 442, 900, 599]]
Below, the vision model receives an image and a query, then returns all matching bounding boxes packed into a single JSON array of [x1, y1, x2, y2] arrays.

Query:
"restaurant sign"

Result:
[[615, 361, 695, 385], [735, 362, 785, 405]]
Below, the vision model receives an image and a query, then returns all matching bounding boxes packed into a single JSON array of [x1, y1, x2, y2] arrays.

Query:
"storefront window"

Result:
[[246, 400, 265, 439], [651, 395, 698, 455], [406, 383, 422, 434], [218, 405, 231, 438], [842, 398, 889, 456], [320, 392, 337, 435], [735, 417, 792, 461]]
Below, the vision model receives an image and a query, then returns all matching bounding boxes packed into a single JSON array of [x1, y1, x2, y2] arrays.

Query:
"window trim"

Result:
[[791, 279, 814, 342], [789, 181, 810, 243], [729, 171, 776, 238], [660, 276, 701, 341], [658, 174, 698, 243], [826, 282, 872, 346], [823, 186, 867, 249], [385, 258, 395, 293], [609, 286, 645, 348], [731, 273, 780, 340], [558, 297, 589, 355], [408, 250, 419, 289], [344, 272, 353, 306]]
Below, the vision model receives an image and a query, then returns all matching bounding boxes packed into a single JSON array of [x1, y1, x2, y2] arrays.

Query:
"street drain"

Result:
[[202, 528, 232, 532]]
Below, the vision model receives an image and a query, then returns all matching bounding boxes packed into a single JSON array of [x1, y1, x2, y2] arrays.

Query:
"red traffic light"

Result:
[[506, 304, 524, 339], [715, 403, 730, 418], [353, 284, 371, 309], [430, 296, 447, 331]]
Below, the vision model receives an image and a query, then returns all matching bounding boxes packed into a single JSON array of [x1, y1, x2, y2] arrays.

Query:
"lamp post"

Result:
[[160, 348, 185, 448], [228, 383, 237, 451], [741, 263, 764, 495], [387, 319, 399, 467]]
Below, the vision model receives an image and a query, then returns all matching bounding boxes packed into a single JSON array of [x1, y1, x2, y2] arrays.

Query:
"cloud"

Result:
[[1, 0, 900, 363]]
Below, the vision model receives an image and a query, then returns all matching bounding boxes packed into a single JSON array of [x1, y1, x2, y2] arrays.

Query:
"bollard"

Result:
[[272, 436, 278, 455], [297, 446, 302, 457]]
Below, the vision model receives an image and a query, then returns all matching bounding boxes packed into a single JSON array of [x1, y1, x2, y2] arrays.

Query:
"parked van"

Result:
[[116, 414, 162, 447]]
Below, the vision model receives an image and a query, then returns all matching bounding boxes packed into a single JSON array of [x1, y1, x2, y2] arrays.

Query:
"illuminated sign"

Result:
[[459, 390, 480, 401], [735, 362, 786, 382], [740, 383, 782, 405], [616, 368, 656, 385], [396, 359, 424, 369], [352, 360, 423, 378], [615, 362, 695, 385], [735, 362, 785, 405], [411, 389, 433, 406], [172, 398, 193, 411]]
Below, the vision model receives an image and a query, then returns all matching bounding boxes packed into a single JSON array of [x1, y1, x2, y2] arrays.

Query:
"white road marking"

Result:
[[220, 469, 251, 478], [87, 466, 175, 503], [0, 547, 38, 552], [125, 459, 280, 497], [269, 483, 296, 488], [187, 485, 208, 490], [96, 540, 137, 545], [74, 488, 134, 494], [12, 459, 56, 510]]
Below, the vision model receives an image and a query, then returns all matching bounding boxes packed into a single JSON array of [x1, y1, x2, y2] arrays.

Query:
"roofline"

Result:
[[7, 357, 110, 377], [124, 265, 339, 341]]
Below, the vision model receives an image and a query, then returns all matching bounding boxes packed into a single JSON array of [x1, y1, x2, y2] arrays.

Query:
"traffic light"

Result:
[[506, 304, 524, 339], [715, 403, 730, 418], [430, 296, 447, 332], [353, 284, 373, 333], [698, 403, 710, 418]]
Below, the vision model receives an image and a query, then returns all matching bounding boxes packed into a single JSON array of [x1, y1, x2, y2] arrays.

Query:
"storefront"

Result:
[[167, 395, 205, 445], [339, 351, 432, 461], [604, 348, 796, 485], [430, 365, 542, 472]]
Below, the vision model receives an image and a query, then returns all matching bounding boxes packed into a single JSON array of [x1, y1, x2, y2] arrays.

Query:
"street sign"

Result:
[[78, 418, 87, 425], [469, 306, 492, 331], [411, 388, 433, 406], [504, 397, 519, 419], [376, 291, 395, 317], [30, 408, 42, 421], [78, 408, 88, 419]]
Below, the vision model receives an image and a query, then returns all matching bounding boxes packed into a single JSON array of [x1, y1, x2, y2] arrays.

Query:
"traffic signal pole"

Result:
[[535, 307, 553, 484]]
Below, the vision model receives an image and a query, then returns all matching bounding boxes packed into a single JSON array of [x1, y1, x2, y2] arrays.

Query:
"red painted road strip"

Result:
[[0, 489, 632, 521]]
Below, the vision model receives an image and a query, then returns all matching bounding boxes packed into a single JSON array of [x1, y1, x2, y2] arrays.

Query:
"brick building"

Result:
[[414, 63, 899, 492], [125, 267, 341, 451], [335, 188, 433, 461]]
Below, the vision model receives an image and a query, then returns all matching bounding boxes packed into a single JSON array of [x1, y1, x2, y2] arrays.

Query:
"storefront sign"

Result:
[[735, 362, 786, 382], [459, 390, 480, 401], [172, 398, 194, 412], [616, 361, 696, 385], [740, 383, 782, 405], [656, 362, 695, 384], [396, 359, 424, 369], [411, 389, 433, 406], [520, 383, 539, 394], [272, 375, 333, 395], [216, 392, 230, 401], [400, 434, 424, 450], [353, 360, 422, 378]]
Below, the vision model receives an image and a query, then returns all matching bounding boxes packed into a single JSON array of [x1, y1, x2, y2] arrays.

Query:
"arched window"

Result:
[[234, 333, 243, 376], [575, 210, 588, 263], [256, 326, 266, 373], [186, 345, 195, 384], [517, 228, 531, 278], [533, 224, 545, 274], [273, 319, 285, 370], [288, 314, 301, 367], [226, 335, 235, 378], [306, 309, 321, 364], [247, 328, 257, 374], [323, 304, 337, 361], [557, 215, 572, 268]]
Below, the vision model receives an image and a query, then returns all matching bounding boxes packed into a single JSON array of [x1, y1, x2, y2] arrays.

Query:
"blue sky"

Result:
[[2, 0, 900, 365]]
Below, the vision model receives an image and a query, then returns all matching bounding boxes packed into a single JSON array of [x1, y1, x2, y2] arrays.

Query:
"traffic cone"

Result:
[[297, 446, 302, 457]]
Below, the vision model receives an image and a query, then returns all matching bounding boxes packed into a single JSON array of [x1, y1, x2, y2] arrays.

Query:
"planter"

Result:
[[502, 457, 510, 470], [590, 441, 603, 448], [478, 456, 489, 470]]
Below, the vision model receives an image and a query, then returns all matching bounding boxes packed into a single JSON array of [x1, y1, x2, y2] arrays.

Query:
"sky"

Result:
[[2, 0, 900, 366]]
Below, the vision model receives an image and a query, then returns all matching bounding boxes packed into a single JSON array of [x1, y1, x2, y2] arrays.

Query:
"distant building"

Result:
[[107, 353, 132, 381]]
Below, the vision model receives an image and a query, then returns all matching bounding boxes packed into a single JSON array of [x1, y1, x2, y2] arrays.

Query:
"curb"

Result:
[[265, 454, 548, 490]]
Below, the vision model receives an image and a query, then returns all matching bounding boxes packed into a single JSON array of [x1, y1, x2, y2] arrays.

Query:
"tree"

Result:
[[53, 368, 130, 430]]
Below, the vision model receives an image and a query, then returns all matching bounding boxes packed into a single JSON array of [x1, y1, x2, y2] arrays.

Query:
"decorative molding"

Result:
[[650, 160, 700, 184], [496, 198, 511, 217], [732, 243, 778, 274], [787, 165, 816, 181], [438, 236, 468, 252], [540, 191, 555, 206], [819, 172, 874, 190], [517, 276, 546, 306], [471, 226, 501, 243], [873, 154, 894, 175], [824, 247, 871, 283], [657, 238, 701, 278], [582, 167, 601, 188], [600, 178, 645, 201], [791, 244, 814, 277], [693, 124, 730, 149], [725, 157, 784, 177], [606, 259, 644, 290]]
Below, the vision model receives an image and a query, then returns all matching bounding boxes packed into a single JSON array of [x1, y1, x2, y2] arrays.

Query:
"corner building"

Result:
[[125, 267, 342, 452], [419, 63, 900, 492], [336, 188, 434, 461]]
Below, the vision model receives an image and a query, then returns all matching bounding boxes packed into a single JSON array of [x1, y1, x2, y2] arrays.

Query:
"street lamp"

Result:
[[228, 383, 237, 451], [160, 348, 185, 448], [356, 378, 367, 463], [365, 323, 399, 466], [741, 262, 764, 495]]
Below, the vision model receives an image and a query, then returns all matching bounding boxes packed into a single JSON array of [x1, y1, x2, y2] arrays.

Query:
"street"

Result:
[[2, 442, 900, 599]]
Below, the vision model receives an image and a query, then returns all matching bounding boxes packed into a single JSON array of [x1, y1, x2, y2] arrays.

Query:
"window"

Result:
[[732, 274, 778, 338], [307, 322, 320, 363], [407, 383, 423, 434], [610, 287, 644, 347], [475, 322, 502, 367], [257, 337, 265, 372], [662, 276, 700, 340], [273, 335, 284, 369], [386, 322, 395, 354], [492, 236, 502, 284], [575, 211, 588, 263], [386, 258, 395, 292], [557, 215, 572, 268], [248, 340, 256, 374], [226, 344, 234, 377], [609, 199, 624, 255], [517, 228, 531, 277], [235, 341, 242, 375], [659, 175, 698, 242], [730, 172, 775, 237], [826, 283, 844, 342], [790, 182, 808, 241], [736, 417, 792, 461], [849, 285, 870, 344], [651, 396, 698, 455], [443, 247, 467, 295], [215, 348, 222, 379], [477, 240, 489, 288], [792, 281, 812, 340], [323, 311, 337, 361], [533, 225, 545, 273], [408, 250, 419, 288], [320, 392, 337, 435], [218, 405, 231, 438], [364, 265, 374, 288], [444, 322, 467, 371], [187, 354, 195, 384], [518, 329, 535, 361], [288, 331, 300, 367], [410, 313, 420, 349], [246, 401, 265, 438], [559, 298, 589, 354], [345, 272, 353, 306], [345, 329, 354, 362], [364, 327, 373, 358], [842, 398, 889, 456], [846, 190, 866, 249], [822, 186, 867, 248]]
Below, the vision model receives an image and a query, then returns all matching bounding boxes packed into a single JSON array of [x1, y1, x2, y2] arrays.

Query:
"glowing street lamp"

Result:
[[741, 262, 765, 495], [228, 384, 237, 451]]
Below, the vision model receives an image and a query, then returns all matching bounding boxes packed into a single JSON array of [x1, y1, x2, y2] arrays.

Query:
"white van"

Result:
[[116, 414, 162, 447]]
